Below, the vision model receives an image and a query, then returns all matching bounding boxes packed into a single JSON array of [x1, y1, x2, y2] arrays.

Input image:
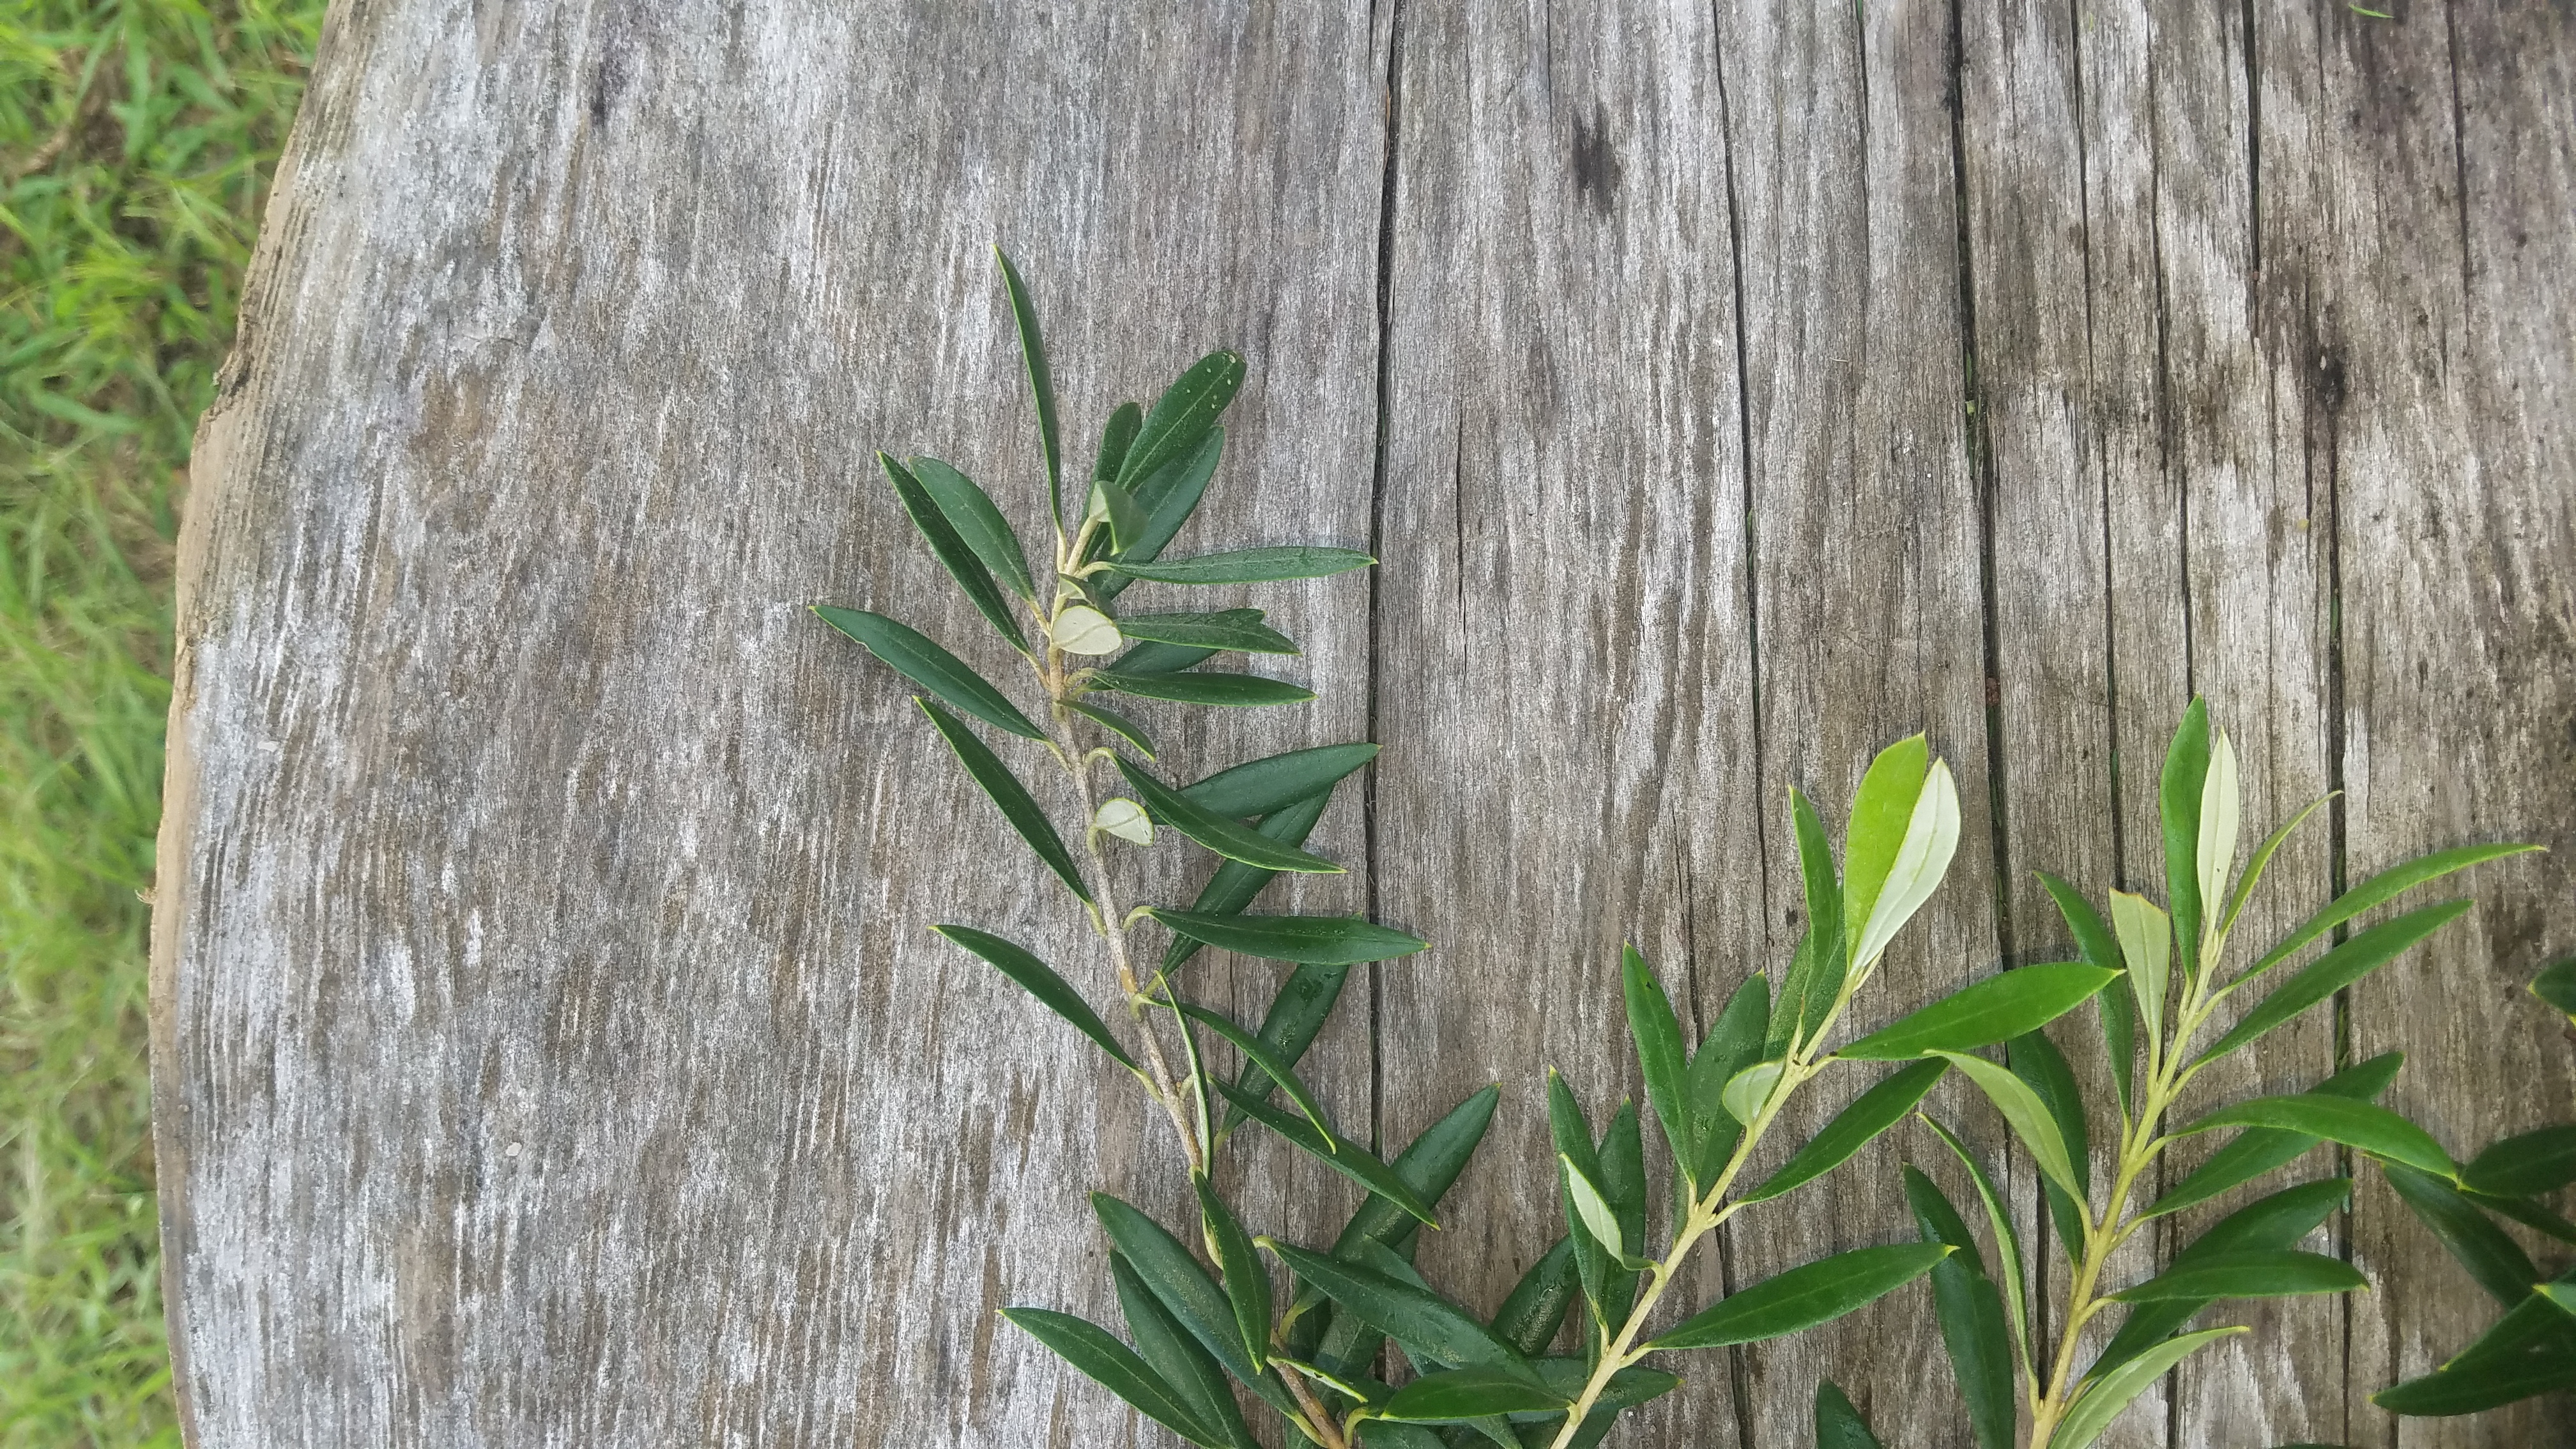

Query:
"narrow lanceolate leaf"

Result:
[[1183, 743, 1379, 818], [1092, 401, 1144, 485], [1329, 1087, 1501, 1261], [1377, 1368, 1567, 1422], [2010, 1031, 2090, 1261], [1110, 1255, 1260, 1449], [932, 925, 1133, 1071], [1222, 962, 1346, 1125], [2215, 791, 2331, 941], [1814, 1382, 1885, 1449], [1099, 429, 1227, 597], [1064, 698, 1156, 757], [2158, 697, 2212, 975], [2464, 1125, 2576, 1197], [2196, 730, 2239, 939], [1841, 734, 1930, 956], [1546, 1071, 1613, 1322], [1113, 621, 1241, 675], [1092, 669, 1315, 707], [2384, 1163, 2540, 1308], [1001, 1308, 1219, 1446], [2053, 1326, 2247, 1449], [1263, 1240, 1526, 1372], [2375, 1342, 2576, 1416], [916, 699, 1089, 901], [2095, 1177, 2352, 1377], [1722, 1060, 1786, 1130], [1118, 350, 1246, 493], [880, 454, 1031, 650], [814, 606, 1045, 738], [1092, 1193, 1298, 1416], [1834, 963, 2118, 1060], [1596, 1103, 1648, 1324], [2533, 956, 2576, 1022], [2108, 1250, 2366, 1303], [2235, 841, 2541, 987], [1151, 908, 1426, 966], [1790, 788, 1848, 1042], [2141, 1052, 2404, 1219], [1088, 477, 1147, 553], [2108, 889, 2172, 1048], [1110, 546, 1377, 585], [1560, 1154, 1633, 1265], [908, 456, 1038, 602], [1623, 946, 1692, 1178], [1648, 1244, 1952, 1350], [2038, 872, 2135, 1118], [1931, 1050, 2086, 1206], [1116, 610, 1300, 656], [1116, 755, 1341, 873], [2178, 1094, 2457, 1180], [1163, 793, 1333, 977], [992, 247, 1065, 530], [1903, 1167, 2016, 1449], [1491, 1239, 1579, 1357], [1922, 1116, 2032, 1379], [1848, 758, 1961, 972], [1180, 1002, 1335, 1141], [1742, 1059, 1949, 1203], [1688, 974, 1770, 1186], [1214, 1078, 1439, 1225], [2193, 900, 2475, 1066], [1195, 1175, 1273, 1370]]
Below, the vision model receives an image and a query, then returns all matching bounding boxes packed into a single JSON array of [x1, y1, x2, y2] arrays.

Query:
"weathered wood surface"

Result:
[[154, 1, 2575, 1445]]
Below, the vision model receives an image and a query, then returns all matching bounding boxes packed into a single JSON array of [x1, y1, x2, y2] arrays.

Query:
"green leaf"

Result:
[[1647, 1243, 1951, 1350], [1092, 401, 1144, 484], [2096, 1177, 2352, 1377], [908, 455, 1038, 602], [1118, 350, 1246, 493], [2385, 1162, 2538, 1308], [1814, 1381, 1885, 1449], [1111, 546, 1377, 585], [1902, 1167, 2016, 1449], [932, 925, 1132, 1071], [2465, 1126, 2576, 1197], [1092, 1193, 1299, 1415], [2214, 792, 2331, 942], [1113, 615, 1250, 675], [1116, 754, 1342, 873], [1295, 1090, 1503, 1368], [1930, 1050, 2086, 1206], [1560, 1154, 1634, 1266], [1848, 758, 1962, 972], [1623, 946, 1692, 1181], [992, 248, 1065, 532], [1064, 698, 1156, 757], [1163, 795, 1335, 977], [2053, 1326, 2246, 1449], [1180, 1003, 1333, 1141], [913, 698, 1090, 901], [2141, 1052, 2404, 1219], [2533, 956, 2576, 1022], [1218, 963, 1346, 1126], [1596, 1103, 1648, 1324], [2235, 841, 2541, 988], [1529, 1357, 1682, 1413], [1110, 1254, 1261, 1449], [1742, 1059, 1948, 1203], [1722, 1060, 1786, 1130], [1545, 1070, 1613, 1323], [2159, 697, 2212, 974], [1841, 735, 1929, 961], [2194, 900, 2475, 1066], [1490, 1239, 1579, 1357], [814, 606, 1046, 739], [2108, 1249, 2365, 1303], [1921, 1116, 2033, 1378], [1687, 974, 1770, 1185], [1835, 963, 2119, 1060], [879, 454, 1031, 652], [2375, 1344, 2576, 1416], [1213, 1078, 1439, 1225], [2108, 889, 2172, 1048], [1116, 610, 1300, 656], [1098, 429, 1227, 599], [2009, 1030, 2090, 1261], [1790, 788, 1848, 1043], [1184, 744, 1380, 818], [1195, 1174, 1273, 1369], [2177, 1094, 2456, 1180], [1088, 477, 1148, 553], [1093, 670, 1315, 707], [1151, 909, 1427, 966], [1001, 1307, 1218, 1445], [1377, 1368, 1567, 1422], [2037, 872, 2133, 1118], [2196, 730, 2239, 936], [2467, 1189, 2576, 1248], [1264, 1239, 1527, 1372]]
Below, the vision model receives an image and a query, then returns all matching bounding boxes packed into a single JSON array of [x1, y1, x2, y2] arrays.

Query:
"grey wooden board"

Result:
[[153, 1, 2576, 1446]]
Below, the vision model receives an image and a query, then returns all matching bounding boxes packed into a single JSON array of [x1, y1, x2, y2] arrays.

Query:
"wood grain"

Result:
[[156, 0, 2576, 1445]]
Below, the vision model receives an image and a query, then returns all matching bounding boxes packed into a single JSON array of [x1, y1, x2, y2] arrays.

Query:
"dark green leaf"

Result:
[[2194, 900, 2475, 1066], [1687, 974, 1770, 1188], [932, 925, 1131, 1070], [2177, 1094, 2456, 1180], [879, 455, 1031, 651], [1094, 669, 1315, 707], [1151, 908, 1427, 966], [1791, 788, 1848, 1038], [2386, 1162, 2538, 1308], [1118, 351, 1246, 493], [1835, 963, 2119, 1060], [1064, 698, 1156, 757], [1163, 794, 1333, 977], [908, 455, 1038, 602], [1922, 1116, 2032, 1372], [2009, 1030, 2090, 1261], [2037, 871, 2135, 1118], [2235, 841, 2541, 988], [2375, 1345, 2576, 1416], [1117, 610, 1300, 656], [1742, 1059, 1948, 1204], [916, 698, 1089, 901], [1092, 1192, 1299, 1415], [1902, 1167, 2014, 1449], [2212, 792, 2332, 941], [1934, 1050, 2085, 1204], [1214, 1078, 1439, 1225], [1092, 401, 1143, 484], [2107, 1250, 2365, 1302], [2159, 696, 2212, 974], [1184, 743, 1380, 819], [1295, 1090, 1503, 1368], [2464, 1125, 2576, 1197], [1112, 613, 1259, 675], [1112, 546, 1376, 585], [1181, 1002, 1331, 1140], [2142, 1052, 2404, 1219], [1597, 1102, 1648, 1324], [1490, 1239, 1579, 1358], [1089, 477, 1147, 553], [1098, 429, 1227, 599], [1647, 1243, 1951, 1350], [2467, 1189, 2576, 1246], [1814, 1381, 1884, 1449], [1219, 962, 1346, 1124], [1377, 1368, 1567, 1422], [1623, 946, 1690, 1185], [1524, 1358, 1681, 1415], [2055, 1326, 2245, 1449], [815, 606, 1045, 739], [2533, 956, 2576, 1022], [1110, 1254, 1260, 1449], [1841, 736, 1930, 966], [1002, 1307, 1219, 1445], [1546, 1071, 1611, 1323], [2096, 1177, 2350, 1376], [1116, 754, 1341, 873], [992, 248, 1065, 531], [1264, 1239, 1526, 1373], [1195, 1175, 1273, 1369]]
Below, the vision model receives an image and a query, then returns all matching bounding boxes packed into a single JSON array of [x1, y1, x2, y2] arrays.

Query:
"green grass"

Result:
[[3, 4, 321, 1443]]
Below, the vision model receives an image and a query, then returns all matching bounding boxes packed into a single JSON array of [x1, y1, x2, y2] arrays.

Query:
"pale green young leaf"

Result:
[[2108, 889, 2171, 1048], [814, 606, 1045, 738], [1115, 754, 1342, 873], [1722, 1059, 1786, 1129], [1111, 546, 1376, 585], [2196, 730, 2239, 939], [1931, 1050, 2085, 1207], [915, 699, 1089, 901], [1092, 797, 1153, 845], [1841, 734, 1930, 954], [1050, 602, 1125, 656], [932, 925, 1131, 1070], [1560, 1154, 1637, 1267], [1833, 963, 2117, 1060], [1850, 758, 1962, 973], [992, 247, 1065, 531], [1646, 1243, 1951, 1350], [2053, 1326, 2247, 1449], [908, 456, 1038, 602]]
